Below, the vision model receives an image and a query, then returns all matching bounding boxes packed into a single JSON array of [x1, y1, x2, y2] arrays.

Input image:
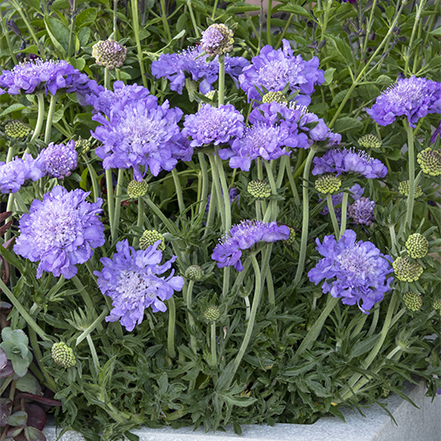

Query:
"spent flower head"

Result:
[[185, 265, 204, 281], [92, 40, 127, 69], [201, 24, 234, 55], [405, 233, 429, 259], [403, 292, 423, 312], [248, 180, 271, 199], [393, 256, 423, 282], [358, 134, 382, 149], [398, 180, 423, 198]]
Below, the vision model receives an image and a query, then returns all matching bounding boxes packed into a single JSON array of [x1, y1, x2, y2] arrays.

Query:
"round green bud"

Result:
[[127, 180, 148, 199], [204, 305, 220, 322], [403, 292, 423, 311], [381, 387, 391, 398], [315, 174, 342, 194], [5, 120, 31, 139], [92, 39, 127, 69], [205, 90, 216, 100], [185, 265, 204, 281], [405, 233, 429, 259], [432, 299, 441, 310], [393, 256, 423, 282], [262, 91, 287, 105], [358, 134, 382, 149], [398, 180, 423, 198], [51, 342, 76, 368], [417, 148, 441, 177], [75, 138, 91, 154], [247, 180, 271, 199], [139, 230, 165, 251], [285, 227, 296, 245]]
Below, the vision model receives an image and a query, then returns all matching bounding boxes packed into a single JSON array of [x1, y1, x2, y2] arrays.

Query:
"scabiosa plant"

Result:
[[94, 239, 184, 332], [39, 140, 78, 179], [211, 220, 290, 271], [0, 153, 44, 194], [312, 148, 387, 178], [308, 230, 393, 312], [182, 104, 244, 147], [92, 40, 127, 69], [239, 39, 324, 105], [92, 96, 190, 180], [348, 197, 376, 226], [14, 187, 105, 279], [201, 23, 234, 56], [151, 46, 249, 94], [0, 59, 92, 95], [366, 76, 441, 127], [417, 148, 441, 176]]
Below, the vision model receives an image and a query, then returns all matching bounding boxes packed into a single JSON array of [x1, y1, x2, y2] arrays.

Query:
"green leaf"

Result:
[[376, 75, 394, 87], [14, 45, 39, 55], [75, 8, 98, 28], [333, 117, 363, 133], [0, 103, 26, 118], [324, 68, 336, 86], [357, 84, 381, 101], [226, 2, 259, 13], [24, 426, 46, 441], [350, 335, 380, 358], [44, 17, 67, 57], [0, 243, 25, 273], [16, 372, 42, 395], [7, 410, 28, 426], [386, 5, 395, 20], [21, 0, 40, 10], [50, 0, 88, 10], [77, 27, 91, 47], [430, 26, 441, 36], [278, 5, 310, 18], [331, 88, 357, 107]]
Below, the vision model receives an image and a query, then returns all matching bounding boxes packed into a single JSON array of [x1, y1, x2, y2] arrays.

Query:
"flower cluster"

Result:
[[239, 40, 324, 105], [14, 187, 105, 279], [212, 220, 290, 271], [151, 46, 249, 94], [308, 230, 393, 312], [348, 197, 376, 226], [0, 153, 44, 194], [92, 40, 127, 69], [201, 23, 234, 55], [182, 104, 244, 147], [0, 59, 93, 96], [367, 76, 441, 127], [39, 140, 78, 178], [94, 240, 184, 332], [312, 148, 387, 178], [92, 96, 190, 180]]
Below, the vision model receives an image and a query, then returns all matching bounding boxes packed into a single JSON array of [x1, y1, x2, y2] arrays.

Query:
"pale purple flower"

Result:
[[182, 104, 244, 147], [239, 40, 324, 105], [348, 197, 376, 226], [14, 187, 105, 279], [212, 220, 289, 271], [312, 148, 387, 178], [39, 140, 78, 178], [308, 230, 393, 312], [94, 239, 184, 332], [367, 76, 441, 128]]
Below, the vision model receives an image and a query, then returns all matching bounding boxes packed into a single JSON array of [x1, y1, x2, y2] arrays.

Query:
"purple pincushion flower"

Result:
[[348, 197, 376, 226], [94, 239, 184, 331], [182, 104, 244, 147], [92, 96, 190, 180], [239, 40, 324, 104], [0, 153, 44, 194], [308, 230, 393, 312], [14, 187, 105, 279], [312, 148, 387, 178], [366, 76, 441, 128], [0, 59, 93, 96], [40, 140, 78, 178], [212, 220, 290, 271], [151, 46, 249, 95]]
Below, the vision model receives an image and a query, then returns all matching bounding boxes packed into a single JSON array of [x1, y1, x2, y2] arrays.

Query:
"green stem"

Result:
[[403, 120, 415, 233], [83, 154, 100, 203], [404, 0, 426, 76], [159, 0, 172, 42], [210, 321, 217, 366], [113, 0, 118, 37], [282, 156, 300, 205], [203, 178, 216, 239], [367, 306, 380, 337], [167, 297, 177, 358], [327, 194, 340, 239], [0, 10, 18, 64], [105, 169, 115, 243], [184, 280, 197, 355], [86, 334, 101, 376], [133, 196, 144, 248], [340, 192, 348, 237], [144, 196, 179, 234], [211, 0, 219, 19], [44, 94, 57, 145], [111, 168, 124, 242], [197, 152, 209, 216], [186, 0, 200, 38], [275, 14, 294, 50], [30, 94, 45, 144], [215, 153, 231, 231], [130, 0, 148, 87], [361, 0, 378, 56], [388, 224, 398, 256], [172, 168, 186, 216], [208, 154, 225, 229], [67, 0, 76, 59], [0, 278, 48, 341], [264, 160, 278, 221], [266, 0, 273, 44], [293, 146, 317, 287], [218, 54, 225, 106]]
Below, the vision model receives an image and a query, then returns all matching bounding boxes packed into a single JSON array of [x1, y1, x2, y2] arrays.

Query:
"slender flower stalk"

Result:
[[403, 120, 415, 233], [44, 94, 57, 144], [172, 168, 186, 215], [167, 297, 177, 359], [340, 192, 348, 237], [30, 93, 45, 144], [130, 0, 147, 87], [327, 194, 340, 239]]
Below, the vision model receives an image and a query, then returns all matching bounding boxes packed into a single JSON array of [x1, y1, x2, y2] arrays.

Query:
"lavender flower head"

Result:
[[0, 153, 44, 194], [201, 23, 234, 55], [348, 197, 376, 226], [239, 40, 324, 104], [92, 96, 190, 180], [0, 59, 92, 96], [182, 104, 244, 147], [14, 187, 105, 279], [308, 229, 393, 312], [312, 148, 387, 178], [366, 76, 441, 128], [94, 239, 184, 332], [212, 220, 290, 271], [151, 46, 249, 95], [39, 140, 78, 178]]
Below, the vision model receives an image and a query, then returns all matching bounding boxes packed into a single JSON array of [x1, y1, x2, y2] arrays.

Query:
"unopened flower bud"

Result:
[[262, 91, 287, 105], [432, 299, 441, 310], [205, 90, 216, 100], [5, 120, 31, 139], [127, 180, 148, 198], [403, 291, 423, 311], [185, 265, 204, 281], [285, 227, 296, 245], [315, 174, 341, 194], [204, 305, 220, 322], [201, 24, 234, 55], [417, 148, 441, 176], [92, 39, 127, 69], [247, 180, 271, 199], [51, 342, 76, 368], [75, 137, 91, 154], [393, 256, 423, 282], [358, 134, 382, 149], [398, 180, 423, 198], [405, 233, 428, 259], [139, 230, 165, 251]]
